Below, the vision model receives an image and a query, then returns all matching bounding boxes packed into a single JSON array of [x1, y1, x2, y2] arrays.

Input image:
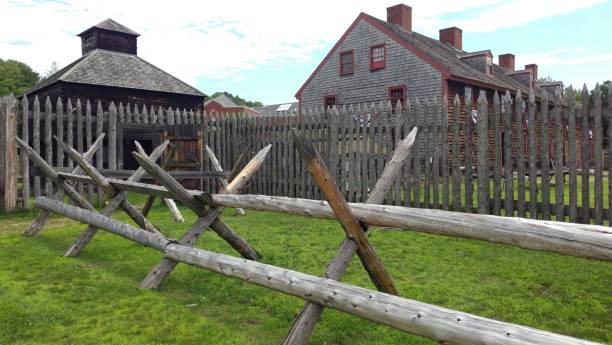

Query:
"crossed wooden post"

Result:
[[136, 142, 184, 222], [17, 136, 169, 256], [205, 145, 245, 216], [56, 136, 166, 237], [23, 134, 105, 236], [62, 140, 172, 256], [17, 137, 104, 225], [135, 144, 271, 289], [284, 127, 418, 345]]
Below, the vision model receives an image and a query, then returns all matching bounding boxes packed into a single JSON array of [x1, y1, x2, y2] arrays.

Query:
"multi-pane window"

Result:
[[370, 44, 386, 70], [388, 85, 406, 109], [324, 95, 337, 109], [339, 51, 354, 76]]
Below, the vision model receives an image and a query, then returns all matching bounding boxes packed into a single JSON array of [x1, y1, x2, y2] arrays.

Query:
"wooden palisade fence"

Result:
[[20, 127, 610, 345], [1, 84, 611, 225]]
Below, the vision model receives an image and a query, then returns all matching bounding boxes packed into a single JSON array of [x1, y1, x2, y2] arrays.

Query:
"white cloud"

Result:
[[515, 47, 612, 89], [0, 0, 605, 89], [431, 0, 606, 33], [517, 47, 612, 66]]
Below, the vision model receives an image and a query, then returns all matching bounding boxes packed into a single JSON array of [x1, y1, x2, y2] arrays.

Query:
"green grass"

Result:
[[395, 175, 609, 218], [0, 197, 610, 345]]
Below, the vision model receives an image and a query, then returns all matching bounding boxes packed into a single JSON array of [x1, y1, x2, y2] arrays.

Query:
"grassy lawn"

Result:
[[0, 196, 610, 345]]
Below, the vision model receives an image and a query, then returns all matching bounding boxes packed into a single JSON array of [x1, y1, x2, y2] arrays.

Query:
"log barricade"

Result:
[[20, 131, 609, 345]]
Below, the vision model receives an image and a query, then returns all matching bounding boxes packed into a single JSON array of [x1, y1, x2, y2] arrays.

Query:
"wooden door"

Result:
[[164, 124, 203, 189]]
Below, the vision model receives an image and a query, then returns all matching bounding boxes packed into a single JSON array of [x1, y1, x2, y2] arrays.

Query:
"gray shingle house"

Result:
[[295, 4, 560, 112]]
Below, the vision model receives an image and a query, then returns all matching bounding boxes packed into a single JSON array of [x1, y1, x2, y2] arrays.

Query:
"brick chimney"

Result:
[[498, 53, 515, 71], [525, 64, 538, 81], [387, 4, 412, 32], [439, 27, 462, 50]]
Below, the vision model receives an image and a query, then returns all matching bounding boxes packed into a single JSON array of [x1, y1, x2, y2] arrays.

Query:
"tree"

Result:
[[206, 91, 263, 108], [0, 59, 40, 96], [43, 61, 59, 79], [592, 81, 610, 147], [538, 76, 555, 83]]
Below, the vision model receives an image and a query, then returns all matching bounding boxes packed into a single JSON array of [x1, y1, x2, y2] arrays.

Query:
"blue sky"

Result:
[[1, 0, 610, 104]]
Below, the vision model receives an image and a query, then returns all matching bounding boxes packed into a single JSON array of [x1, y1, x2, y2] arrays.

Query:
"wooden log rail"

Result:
[[34, 196, 602, 345], [55, 173, 612, 262], [32, 167, 229, 179]]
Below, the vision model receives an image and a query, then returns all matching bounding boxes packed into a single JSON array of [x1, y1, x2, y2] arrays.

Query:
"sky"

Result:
[[1, 0, 610, 104]]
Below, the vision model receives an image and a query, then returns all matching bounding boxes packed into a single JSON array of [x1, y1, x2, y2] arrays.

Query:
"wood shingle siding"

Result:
[[299, 19, 441, 110]]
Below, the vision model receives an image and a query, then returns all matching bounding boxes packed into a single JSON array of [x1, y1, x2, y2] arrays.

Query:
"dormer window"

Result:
[[370, 44, 386, 70], [340, 50, 354, 76]]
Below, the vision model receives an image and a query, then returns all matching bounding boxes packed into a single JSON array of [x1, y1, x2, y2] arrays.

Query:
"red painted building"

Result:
[[203, 94, 259, 116]]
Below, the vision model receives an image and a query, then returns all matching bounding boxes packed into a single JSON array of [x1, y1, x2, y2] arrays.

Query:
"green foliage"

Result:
[[0, 196, 609, 344], [206, 91, 263, 108], [537, 76, 555, 84], [563, 81, 611, 147], [42, 61, 59, 80], [0, 59, 40, 96]]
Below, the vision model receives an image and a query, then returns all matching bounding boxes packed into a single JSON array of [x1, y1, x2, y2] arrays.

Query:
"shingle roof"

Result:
[[27, 49, 205, 97], [78, 18, 140, 37], [254, 102, 299, 115], [204, 94, 238, 107], [365, 14, 532, 94]]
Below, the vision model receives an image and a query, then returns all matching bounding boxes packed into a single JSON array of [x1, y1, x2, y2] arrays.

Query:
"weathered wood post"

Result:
[[293, 129, 398, 295], [136, 142, 183, 222], [21, 96, 30, 210], [136, 145, 270, 289], [56, 136, 165, 236], [23, 134, 104, 236], [284, 127, 417, 345], [0, 95, 18, 212], [63, 140, 169, 257], [476, 90, 489, 214], [205, 145, 245, 215]]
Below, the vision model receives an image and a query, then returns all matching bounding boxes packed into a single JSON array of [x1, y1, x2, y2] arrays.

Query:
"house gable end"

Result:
[[296, 13, 451, 100], [298, 14, 446, 110]]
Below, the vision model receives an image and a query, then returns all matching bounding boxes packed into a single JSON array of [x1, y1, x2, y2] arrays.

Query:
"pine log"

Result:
[[136, 142, 184, 222], [24, 134, 104, 236], [57, 137, 165, 236], [63, 140, 169, 257], [16, 137, 93, 211], [55, 176, 612, 261], [135, 145, 270, 288], [293, 129, 398, 295], [205, 145, 245, 215], [284, 128, 417, 344]]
